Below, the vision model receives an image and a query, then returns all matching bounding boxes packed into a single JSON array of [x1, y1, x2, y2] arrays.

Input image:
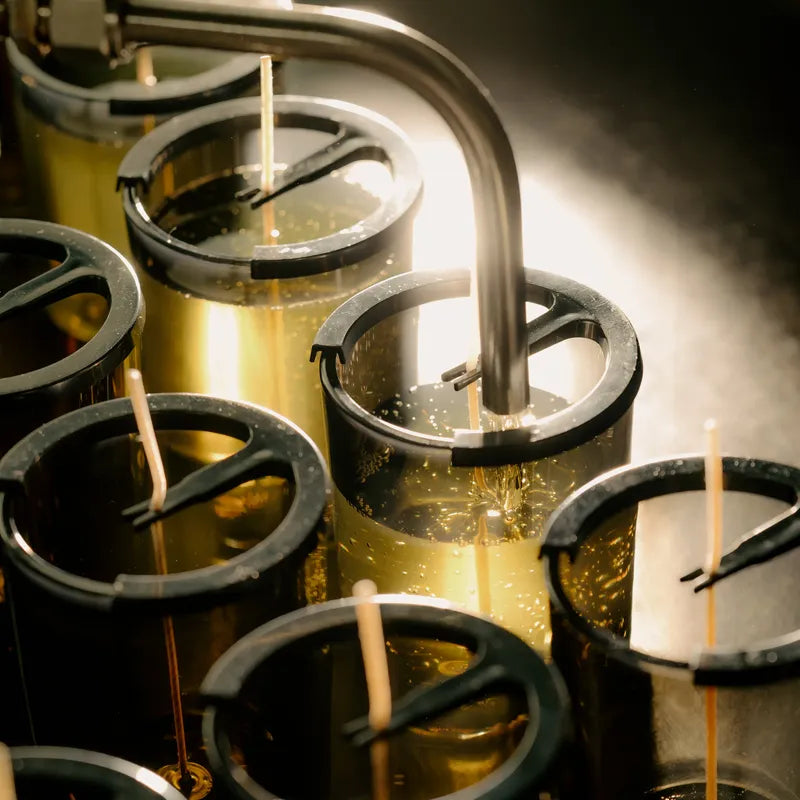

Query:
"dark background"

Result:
[[290, 0, 800, 463]]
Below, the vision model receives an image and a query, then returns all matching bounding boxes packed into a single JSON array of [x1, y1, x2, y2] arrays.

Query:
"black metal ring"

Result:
[[0, 393, 328, 614], [6, 39, 260, 116], [10, 746, 185, 799], [201, 596, 569, 800], [118, 95, 423, 283], [0, 219, 142, 406], [541, 455, 800, 686], [312, 268, 642, 467]]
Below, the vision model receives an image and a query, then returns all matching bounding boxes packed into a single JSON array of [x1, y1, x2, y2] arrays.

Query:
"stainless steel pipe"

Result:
[[5, 0, 530, 414]]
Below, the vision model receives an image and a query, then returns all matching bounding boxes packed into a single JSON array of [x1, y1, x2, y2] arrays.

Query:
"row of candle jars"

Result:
[[2, 30, 797, 800]]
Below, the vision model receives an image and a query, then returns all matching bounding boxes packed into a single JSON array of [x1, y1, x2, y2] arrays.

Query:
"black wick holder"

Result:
[[236, 127, 386, 210], [117, 95, 423, 285], [10, 746, 186, 799], [0, 392, 328, 612], [0, 393, 328, 770], [201, 596, 569, 800], [540, 455, 800, 800], [0, 218, 142, 451], [543, 454, 800, 686], [312, 268, 642, 468]]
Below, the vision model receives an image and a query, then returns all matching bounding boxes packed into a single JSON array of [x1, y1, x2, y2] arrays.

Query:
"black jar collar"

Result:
[[6, 39, 260, 117], [312, 268, 642, 468], [0, 219, 142, 407], [201, 595, 569, 800], [118, 95, 423, 282], [0, 393, 328, 614], [11, 746, 185, 799], [541, 455, 800, 686]]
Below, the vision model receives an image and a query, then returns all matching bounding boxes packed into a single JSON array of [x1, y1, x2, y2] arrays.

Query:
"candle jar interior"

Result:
[[5, 426, 321, 773], [219, 635, 528, 800], [131, 118, 408, 454], [328, 295, 633, 651], [551, 489, 800, 800]]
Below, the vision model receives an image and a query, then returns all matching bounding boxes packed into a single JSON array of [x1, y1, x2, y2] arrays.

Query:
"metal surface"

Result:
[[11, 747, 186, 799]]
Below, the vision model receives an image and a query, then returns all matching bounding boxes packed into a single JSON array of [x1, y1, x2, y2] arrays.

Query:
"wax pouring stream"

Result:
[[3, 0, 530, 416]]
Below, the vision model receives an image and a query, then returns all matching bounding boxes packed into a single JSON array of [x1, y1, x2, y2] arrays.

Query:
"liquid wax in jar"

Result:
[[335, 381, 636, 651], [140, 166, 394, 456]]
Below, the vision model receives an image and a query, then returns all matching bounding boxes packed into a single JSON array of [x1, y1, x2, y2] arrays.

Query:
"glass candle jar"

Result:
[[11, 746, 185, 799], [0, 218, 142, 459], [0, 218, 142, 747], [6, 38, 262, 253], [312, 268, 642, 652], [118, 94, 422, 456], [201, 595, 569, 800], [541, 455, 800, 800], [0, 393, 329, 796]]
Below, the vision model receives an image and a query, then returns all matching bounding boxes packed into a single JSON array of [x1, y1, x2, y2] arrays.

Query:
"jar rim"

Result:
[[313, 268, 642, 467], [6, 39, 260, 116], [118, 95, 423, 283], [0, 393, 328, 613], [541, 454, 800, 686], [0, 219, 142, 405], [10, 746, 185, 799], [201, 596, 569, 800]]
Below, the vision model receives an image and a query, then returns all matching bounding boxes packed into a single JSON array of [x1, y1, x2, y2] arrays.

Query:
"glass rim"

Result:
[[0, 219, 142, 404], [201, 595, 569, 800], [10, 746, 185, 799], [0, 393, 328, 613], [314, 268, 642, 467], [6, 39, 261, 115], [541, 454, 800, 686], [118, 95, 424, 282]]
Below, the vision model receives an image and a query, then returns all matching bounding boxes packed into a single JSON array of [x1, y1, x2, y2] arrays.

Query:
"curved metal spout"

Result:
[[120, 0, 529, 414]]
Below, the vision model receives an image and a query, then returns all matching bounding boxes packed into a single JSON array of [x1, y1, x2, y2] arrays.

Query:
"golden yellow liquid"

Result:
[[16, 427, 326, 776], [333, 382, 635, 652], [12, 47, 259, 341], [336, 489, 550, 648], [139, 169, 407, 456]]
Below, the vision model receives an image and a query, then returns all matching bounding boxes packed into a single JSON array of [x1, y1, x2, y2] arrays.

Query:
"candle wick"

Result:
[[260, 55, 277, 245], [704, 417, 723, 800], [136, 49, 157, 134], [126, 369, 191, 790], [0, 742, 17, 800], [353, 580, 392, 800]]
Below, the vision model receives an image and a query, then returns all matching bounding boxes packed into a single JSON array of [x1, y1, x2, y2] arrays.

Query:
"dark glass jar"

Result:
[[542, 455, 800, 800], [0, 393, 329, 796], [6, 38, 264, 253], [0, 218, 142, 454], [202, 596, 569, 800], [118, 94, 422, 455]]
